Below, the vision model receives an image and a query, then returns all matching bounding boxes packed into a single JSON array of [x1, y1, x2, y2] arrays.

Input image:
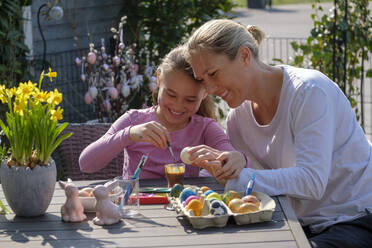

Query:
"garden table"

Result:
[[0, 177, 311, 247]]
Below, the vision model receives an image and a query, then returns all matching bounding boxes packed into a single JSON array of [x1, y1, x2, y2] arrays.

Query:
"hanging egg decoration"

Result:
[[113, 56, 121, 66], [121, 84, 130, 97], [103, 99, 112, 112], [80, 74, 86, 82], [108, 87, 119, 99], [87, 52, 96, 65], [75, 57, 81, 66], [89, 86, 98, 99], [84, 92, 92, 104]]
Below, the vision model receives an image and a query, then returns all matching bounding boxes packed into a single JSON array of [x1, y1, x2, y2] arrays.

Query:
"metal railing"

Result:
[[30, 37, 372, 139]]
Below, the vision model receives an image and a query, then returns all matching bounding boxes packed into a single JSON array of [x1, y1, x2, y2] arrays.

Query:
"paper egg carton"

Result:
[[174, 191, 276, 229], [175, 198, 231, 229], [231, 191, 276, 225]]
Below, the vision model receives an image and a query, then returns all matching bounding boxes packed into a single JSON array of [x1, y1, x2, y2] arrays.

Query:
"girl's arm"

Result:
[[79, 112, 134, 173]]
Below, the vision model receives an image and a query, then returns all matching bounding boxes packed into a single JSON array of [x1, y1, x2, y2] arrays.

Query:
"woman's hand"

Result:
[[214, 151, 246, 180], [187, 146, 246, 180], [129, 121, 170, 149]]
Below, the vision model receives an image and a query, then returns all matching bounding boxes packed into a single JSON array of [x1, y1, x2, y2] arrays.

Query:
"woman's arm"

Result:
[[226, 86, 335, 200]]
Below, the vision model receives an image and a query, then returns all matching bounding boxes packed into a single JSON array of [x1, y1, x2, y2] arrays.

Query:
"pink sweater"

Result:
[[79, 106, 237, 179]]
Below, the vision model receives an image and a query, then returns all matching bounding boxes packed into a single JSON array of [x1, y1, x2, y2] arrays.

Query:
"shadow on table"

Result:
[[0, 213, 132, 247]]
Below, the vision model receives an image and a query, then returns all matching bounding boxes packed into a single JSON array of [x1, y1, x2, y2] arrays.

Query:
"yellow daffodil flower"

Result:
[[47, 89, 63, 105], [50, 106, 63, 122]]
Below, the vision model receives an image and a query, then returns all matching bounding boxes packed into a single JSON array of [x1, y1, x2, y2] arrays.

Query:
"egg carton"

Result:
[[175, 198, 231, 229], [174, 191, 276, 229]]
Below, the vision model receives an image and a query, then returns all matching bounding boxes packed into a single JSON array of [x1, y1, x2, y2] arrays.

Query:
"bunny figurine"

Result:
[[59, 179, 87, 222], [93, 180, 122, 226]]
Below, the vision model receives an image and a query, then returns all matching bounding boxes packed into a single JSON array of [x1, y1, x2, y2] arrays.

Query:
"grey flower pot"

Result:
[[0, 158, 56, 217]]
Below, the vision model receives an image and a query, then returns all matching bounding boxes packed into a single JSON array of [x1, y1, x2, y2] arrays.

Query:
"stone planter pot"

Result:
[[0, 158, 56, 217]]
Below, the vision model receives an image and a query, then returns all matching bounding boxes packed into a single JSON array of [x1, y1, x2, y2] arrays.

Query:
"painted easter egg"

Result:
[[180, 147, 192, 164], [222, 190, 240, 205], [206, 192, 222, 202], [238, 202, 259, 213], [180, 188, 196, 203], [183, 195, 200, 207], [209, 200, 227, 216], [200, 186, 210, 193], [170, 184, 183, 198], [241, 195, 260, 208], [186, 199, 203, 216], [228, 198, 244, 213], [204, 190, 214, 197]]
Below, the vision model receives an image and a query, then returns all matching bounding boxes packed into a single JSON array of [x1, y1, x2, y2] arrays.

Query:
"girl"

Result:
[[79, 45, 248, 179]]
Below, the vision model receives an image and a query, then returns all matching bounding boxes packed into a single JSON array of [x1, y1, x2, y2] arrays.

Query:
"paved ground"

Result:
[[234, 2, 333, 38]]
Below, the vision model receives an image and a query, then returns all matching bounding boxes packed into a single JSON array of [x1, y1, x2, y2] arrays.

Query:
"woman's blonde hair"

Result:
[[152, 45, 216, 120], [186, 19, 265, 60]]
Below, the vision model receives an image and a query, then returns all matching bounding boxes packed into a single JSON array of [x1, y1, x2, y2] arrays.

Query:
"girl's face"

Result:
[[189, 48, 250, 108], [156, 68, 206, 131]]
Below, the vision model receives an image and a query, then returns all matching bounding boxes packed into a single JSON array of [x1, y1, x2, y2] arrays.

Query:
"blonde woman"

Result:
[[185, 19, 372, 248]]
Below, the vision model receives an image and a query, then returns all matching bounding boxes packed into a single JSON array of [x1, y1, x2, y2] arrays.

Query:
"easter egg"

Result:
[[237, 202, 259, 213], [186, 199, 203, 216], [200, 186, 210, 193], [209, 200, 227, 216], [241, 195, 260, 208], [222, 190, 240, 205], [206, 192, 222, 202], [183, 195, 200, 207], [228, 198, 244, 213], [170, 184, 183, 197], [204, 189, 214, 197], [180, 188, 197, 203], [180, 147, 193, 164]]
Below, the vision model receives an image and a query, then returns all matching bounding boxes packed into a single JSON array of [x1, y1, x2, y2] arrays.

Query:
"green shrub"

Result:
[[290, 0, 372, 121]]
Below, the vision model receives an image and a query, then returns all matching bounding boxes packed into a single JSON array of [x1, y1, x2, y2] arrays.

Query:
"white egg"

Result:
[[181, 147, 193, 164]]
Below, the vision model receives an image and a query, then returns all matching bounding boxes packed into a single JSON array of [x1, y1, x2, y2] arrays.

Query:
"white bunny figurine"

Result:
[[93, 180, 121, 226], [59, 179, 87, 222]]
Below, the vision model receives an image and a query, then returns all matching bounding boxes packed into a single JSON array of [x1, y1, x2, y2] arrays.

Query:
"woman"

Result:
[[185, 19, 372, 248]]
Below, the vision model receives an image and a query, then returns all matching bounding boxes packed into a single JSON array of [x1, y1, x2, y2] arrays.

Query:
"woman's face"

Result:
[[157, 68, 206, 130], [189, 49, 249, 108]]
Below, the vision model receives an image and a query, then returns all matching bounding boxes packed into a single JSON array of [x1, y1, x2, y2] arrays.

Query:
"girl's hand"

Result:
[[129, 121, 170, 149]]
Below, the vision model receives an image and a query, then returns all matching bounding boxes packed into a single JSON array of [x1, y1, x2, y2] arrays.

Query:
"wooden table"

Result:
[[0, 177, 311, 248]]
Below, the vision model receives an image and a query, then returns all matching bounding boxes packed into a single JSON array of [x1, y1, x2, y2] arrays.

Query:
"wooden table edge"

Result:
[[277, 195, 311, 248]]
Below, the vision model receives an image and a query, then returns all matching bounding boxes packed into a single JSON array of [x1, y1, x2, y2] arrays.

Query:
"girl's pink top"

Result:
[[79, 106, 240, 179]]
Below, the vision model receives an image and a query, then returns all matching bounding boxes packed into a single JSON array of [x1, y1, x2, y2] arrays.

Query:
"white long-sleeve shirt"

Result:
[[225, 65, 372, 233]]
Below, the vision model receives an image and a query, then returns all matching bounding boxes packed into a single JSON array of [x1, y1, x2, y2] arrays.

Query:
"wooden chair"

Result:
[[54, 123, 123, 180]]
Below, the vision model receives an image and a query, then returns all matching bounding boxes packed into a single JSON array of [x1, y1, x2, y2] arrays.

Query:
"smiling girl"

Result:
[[79, 45, 248, 179]]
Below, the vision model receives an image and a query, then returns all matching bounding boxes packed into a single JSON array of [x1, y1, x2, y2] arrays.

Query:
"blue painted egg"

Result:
[[170, 184, 183, 197], [204, 189, 214, 197], [180, 188, 197, 203]]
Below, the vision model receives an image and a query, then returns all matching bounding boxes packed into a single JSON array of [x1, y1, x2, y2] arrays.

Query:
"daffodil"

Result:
[[47, 89, 63, 105], [0, 68, 72, 167], [50, 106, 63, 122]]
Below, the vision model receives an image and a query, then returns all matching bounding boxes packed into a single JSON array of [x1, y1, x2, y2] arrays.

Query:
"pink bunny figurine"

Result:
[[59, 180, 87, 222], [93, 180, 122, 226]]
